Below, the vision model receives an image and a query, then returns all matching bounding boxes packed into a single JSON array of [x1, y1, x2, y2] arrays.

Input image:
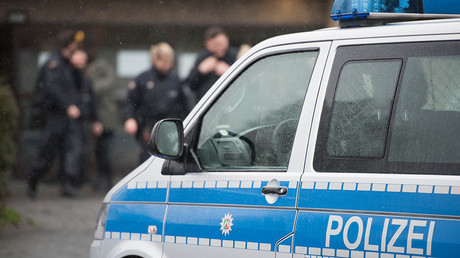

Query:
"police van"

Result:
[[90, 0, 460, 257]]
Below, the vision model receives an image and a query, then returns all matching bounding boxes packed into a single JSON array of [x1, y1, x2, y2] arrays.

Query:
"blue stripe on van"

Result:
[[298, 184, 460, 217], [169, 181, 297, 207], [294, 211, 460, 258], [165, 205, 296, 252], [111, 185, 168, 202], [105, 203, 166, 236]]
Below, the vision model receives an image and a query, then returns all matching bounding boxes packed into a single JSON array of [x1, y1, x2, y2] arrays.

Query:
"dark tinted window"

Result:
[[327, 60, 401, 158], [389, 55, 460, 164], [314, 41, 460, 175]]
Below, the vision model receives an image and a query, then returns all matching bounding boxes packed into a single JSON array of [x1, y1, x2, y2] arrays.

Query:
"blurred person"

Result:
[[88, 58, 119, 191], [123, 42, 184, 163], [185, 26, 238, 103], [27, 30, 82, 199], [70, 49, 103, 188]]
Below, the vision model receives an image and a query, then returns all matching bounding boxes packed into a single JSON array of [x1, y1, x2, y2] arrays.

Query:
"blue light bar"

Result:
[[331, 0, 460, 21], [424, 0, 460, 14]]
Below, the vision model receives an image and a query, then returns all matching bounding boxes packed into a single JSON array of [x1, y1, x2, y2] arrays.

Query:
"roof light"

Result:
[[331, 0, 460, 22]]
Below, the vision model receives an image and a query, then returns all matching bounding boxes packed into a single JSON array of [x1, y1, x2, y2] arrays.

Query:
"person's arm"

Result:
[[122, 79, 141, 136], [44, 63, 78, 117], [86, 79, 100, 122], [186, 53, 215, 91], [122, 79, 141, 120], [187, 65, 204, 91]]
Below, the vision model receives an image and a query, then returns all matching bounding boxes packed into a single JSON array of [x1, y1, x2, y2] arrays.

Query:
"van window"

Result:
[[314, 41, 460, 174], [389, 55, 460, 164], [327, 60, 401, 157], [196, 51, 318, 171]]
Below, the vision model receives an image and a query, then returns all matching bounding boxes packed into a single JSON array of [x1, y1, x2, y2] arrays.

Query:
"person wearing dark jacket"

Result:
[[70, 49, 103, 187], [123, 42, 184, 163], [186, 27, 238, 103], [27, 30, 81, 199]]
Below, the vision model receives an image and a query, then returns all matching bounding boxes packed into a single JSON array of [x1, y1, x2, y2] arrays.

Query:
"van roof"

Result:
[[255, 18, 460, 50]]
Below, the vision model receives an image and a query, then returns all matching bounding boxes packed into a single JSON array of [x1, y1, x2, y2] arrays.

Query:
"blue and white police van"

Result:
[[90, 0, 460, 257]]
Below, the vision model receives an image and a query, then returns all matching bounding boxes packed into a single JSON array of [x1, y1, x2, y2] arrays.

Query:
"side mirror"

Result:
[[148, 119, 184, 160]]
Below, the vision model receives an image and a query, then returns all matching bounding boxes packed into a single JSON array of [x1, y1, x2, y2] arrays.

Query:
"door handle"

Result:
[[262, 186, 288, 196]]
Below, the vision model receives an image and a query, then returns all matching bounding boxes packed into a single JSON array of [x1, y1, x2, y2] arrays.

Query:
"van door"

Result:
[[294, 40, 460, 258], [162, 42, 330, 258]]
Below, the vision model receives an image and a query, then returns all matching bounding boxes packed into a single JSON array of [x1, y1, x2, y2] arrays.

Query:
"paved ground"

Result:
[[0, 180, 106, 258]]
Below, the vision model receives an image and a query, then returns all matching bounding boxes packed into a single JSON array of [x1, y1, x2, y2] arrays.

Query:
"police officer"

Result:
[[27, 30, 82, 199], [123, 42, 184, 163], [70, 49, 103, 187], [185, 27, 238, 103]]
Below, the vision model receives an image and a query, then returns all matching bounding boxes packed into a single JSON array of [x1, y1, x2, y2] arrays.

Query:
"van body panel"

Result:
[[295, 33, 460, 258], [161, 42, 331, 257], [91, 17, 460, 258]]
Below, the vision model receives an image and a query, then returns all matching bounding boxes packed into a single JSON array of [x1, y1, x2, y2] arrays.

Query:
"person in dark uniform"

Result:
[[186, 26, 238, 103], [27, 30, 82, 199], [123, 42, 184, 163], [70, 49, 103, 187]]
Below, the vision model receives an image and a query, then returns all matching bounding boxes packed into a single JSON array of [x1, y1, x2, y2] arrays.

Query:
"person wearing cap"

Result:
[[28, 30, 83, 198], [123, 42, 184, 163]]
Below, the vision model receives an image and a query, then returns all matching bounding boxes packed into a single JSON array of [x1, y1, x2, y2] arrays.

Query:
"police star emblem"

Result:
[[220, 213, 234, 236]]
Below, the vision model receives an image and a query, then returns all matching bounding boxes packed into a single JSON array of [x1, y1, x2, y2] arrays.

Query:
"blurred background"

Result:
[[1, 0, 335, 180], [0, 1, 337, 257]]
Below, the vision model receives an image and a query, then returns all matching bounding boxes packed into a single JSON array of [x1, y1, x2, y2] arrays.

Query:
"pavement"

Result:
[[0, 180, 106, 258]]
